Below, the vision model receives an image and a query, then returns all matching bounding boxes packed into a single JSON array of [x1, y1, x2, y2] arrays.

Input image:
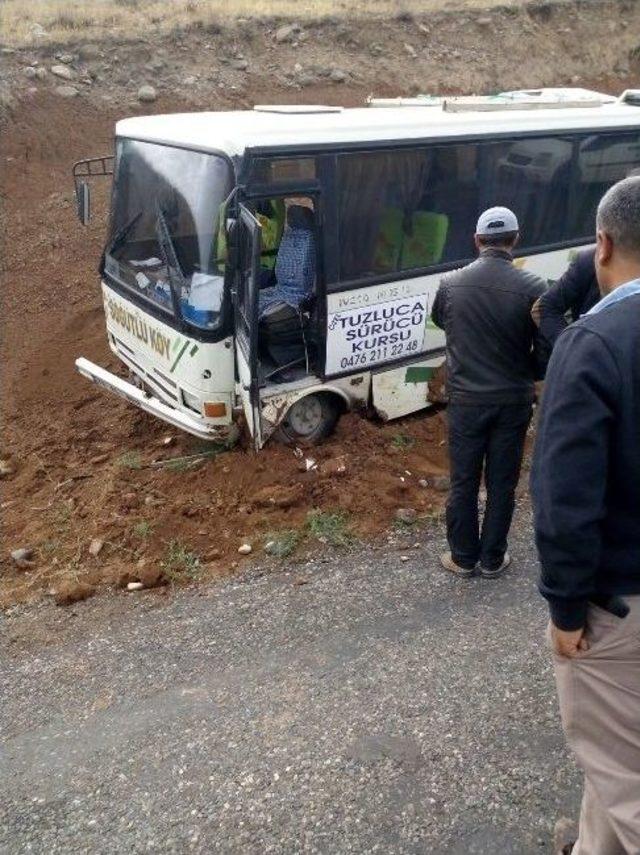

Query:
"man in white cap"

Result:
[[431, 207, 547, 579]]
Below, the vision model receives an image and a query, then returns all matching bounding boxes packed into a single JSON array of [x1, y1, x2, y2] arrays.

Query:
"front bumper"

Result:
[[75, 357, 235, 442]]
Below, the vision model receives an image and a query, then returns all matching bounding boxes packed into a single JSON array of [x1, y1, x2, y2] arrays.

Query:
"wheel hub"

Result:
[[287, 396, 323, 437]]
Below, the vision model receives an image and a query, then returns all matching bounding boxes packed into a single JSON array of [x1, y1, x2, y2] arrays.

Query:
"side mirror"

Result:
[[76, 181, 91, 226]]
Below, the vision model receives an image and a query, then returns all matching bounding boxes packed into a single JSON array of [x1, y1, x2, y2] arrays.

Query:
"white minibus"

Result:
[[73, 88, 640, 448]]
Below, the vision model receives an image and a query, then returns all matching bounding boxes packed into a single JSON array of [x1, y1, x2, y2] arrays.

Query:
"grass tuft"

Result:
[[306, 509, 353, 547], [132, 520, 153, 539], [264, 529, 301, 559], [391, 433, 415, 450], [118, 451, 143, 470], [161, 540, 202, 581]]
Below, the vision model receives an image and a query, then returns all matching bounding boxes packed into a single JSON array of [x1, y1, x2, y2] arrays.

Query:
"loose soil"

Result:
[[1, 1, 638, 607]]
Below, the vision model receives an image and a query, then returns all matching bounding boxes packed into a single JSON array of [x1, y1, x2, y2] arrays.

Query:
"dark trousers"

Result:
[[446, 402, 532, 570]]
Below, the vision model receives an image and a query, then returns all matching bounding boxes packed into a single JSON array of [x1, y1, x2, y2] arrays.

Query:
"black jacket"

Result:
[[531, 292, 640, 630], [431, 249, 547, 405], [539, 248, 600, 346]]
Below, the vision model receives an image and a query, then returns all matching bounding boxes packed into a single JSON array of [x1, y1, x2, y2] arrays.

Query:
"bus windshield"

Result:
[[104, 139, 234, 331]]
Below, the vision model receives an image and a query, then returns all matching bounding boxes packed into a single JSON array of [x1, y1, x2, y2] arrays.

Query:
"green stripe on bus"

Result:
[[189, 344, 199, 357], [172, 337, 183, 353], [405, 366, 435, 384], [170, 340, 190, 373]]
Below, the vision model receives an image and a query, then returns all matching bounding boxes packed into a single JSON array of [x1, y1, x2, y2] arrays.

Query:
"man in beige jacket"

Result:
[[531, 177, 640, 853]]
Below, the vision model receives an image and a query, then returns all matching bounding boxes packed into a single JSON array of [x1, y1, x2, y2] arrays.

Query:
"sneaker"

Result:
[[553, 817, 577, 855], [440, 551, 476, 578], [480, 552, 511, 579]]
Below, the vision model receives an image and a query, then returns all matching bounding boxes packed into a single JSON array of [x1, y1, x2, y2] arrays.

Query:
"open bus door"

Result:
[[234, 204, 265, 450]]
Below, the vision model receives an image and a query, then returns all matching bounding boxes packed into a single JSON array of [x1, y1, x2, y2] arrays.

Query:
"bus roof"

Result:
[[116, 91, 640, 159]]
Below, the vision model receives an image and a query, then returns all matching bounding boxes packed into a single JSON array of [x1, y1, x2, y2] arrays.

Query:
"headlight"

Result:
[[181, 389, 202, 414]]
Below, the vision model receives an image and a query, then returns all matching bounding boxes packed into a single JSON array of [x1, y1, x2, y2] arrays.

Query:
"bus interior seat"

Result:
[[400, 211, 449, 269], [258, 204, 317, 380], [373, 208, 449, 272], [259, 204, 316, 316]]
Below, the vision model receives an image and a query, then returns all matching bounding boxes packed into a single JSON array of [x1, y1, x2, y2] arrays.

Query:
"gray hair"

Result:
[[596, 176, 640, 257]]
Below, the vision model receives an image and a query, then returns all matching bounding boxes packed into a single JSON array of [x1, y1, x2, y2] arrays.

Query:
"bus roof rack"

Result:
[[367, 95, 443, 108], [619, 89, 640, 106], [253, 104, 343, 114], [367, 88, 617, 111]]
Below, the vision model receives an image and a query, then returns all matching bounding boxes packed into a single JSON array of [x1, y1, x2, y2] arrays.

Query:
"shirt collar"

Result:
[[479, 248, 513, 261], [587, 278, 640, 315]]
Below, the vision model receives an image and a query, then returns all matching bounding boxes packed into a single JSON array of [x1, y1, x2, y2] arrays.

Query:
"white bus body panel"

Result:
[[96, 282, 236, 436]]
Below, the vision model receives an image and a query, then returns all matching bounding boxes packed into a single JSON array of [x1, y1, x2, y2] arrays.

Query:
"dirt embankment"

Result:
[[1, 0, 638, 608]]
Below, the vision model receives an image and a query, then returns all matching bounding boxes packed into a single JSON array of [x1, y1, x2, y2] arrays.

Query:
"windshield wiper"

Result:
[[106, 210, 143, 256], [155, 204, 187, 289]]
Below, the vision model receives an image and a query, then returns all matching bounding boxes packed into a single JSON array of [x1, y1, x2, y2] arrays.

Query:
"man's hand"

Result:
[[550, 623, 590, 657], [531, 297, 543, 327]]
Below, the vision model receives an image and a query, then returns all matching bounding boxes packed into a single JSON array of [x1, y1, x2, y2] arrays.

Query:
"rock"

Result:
[[296, 73, 317, 87], [238, 543, 252, 555], [29, 23, 49, 38], [127, 581, 144, 591], [137, 84, 157, 103], [35, 67, 48, 80], [330, 68, 347, 83], [58, 53, 74, 64], [231, 59, 249, 71], [264, 540, 278, 556], [11, 548, 35, 569], [184, 75, 197, 85], [404, 43, 417, 58], [418, 479, 429, 489], [477, 16, 492, 27], [116, 570, 135, 589], [431, 475, 450, 492], [0, 459, 15, 478], [138, 567, 166, 589], [24, 67, 37, 79], [396, 508, 418, 525], [275, 23, 301, 43], [51, 64, 74, 80], [400, 555, 411, 562], [54, 581, 95, 606], [320, 456, 348, 477], [369, 43, 383, 56], [55, 85, 79, 98], [78, 44, 101, 60], [88, 538, 104, 557]]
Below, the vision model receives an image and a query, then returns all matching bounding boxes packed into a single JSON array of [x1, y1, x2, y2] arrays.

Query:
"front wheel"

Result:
[[275, 393, 341, 446]]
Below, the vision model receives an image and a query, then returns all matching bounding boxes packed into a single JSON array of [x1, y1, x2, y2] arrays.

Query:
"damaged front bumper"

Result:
[[75, 357, 236, 443]]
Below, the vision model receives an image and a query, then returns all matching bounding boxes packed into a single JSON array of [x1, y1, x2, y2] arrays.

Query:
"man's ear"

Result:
[[474, 234, 481, 252], [596, 229, 613, 267], [512, 232, 520, 250]]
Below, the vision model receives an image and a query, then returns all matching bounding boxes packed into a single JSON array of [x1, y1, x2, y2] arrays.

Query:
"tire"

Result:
[[275, 393, 341, 446]]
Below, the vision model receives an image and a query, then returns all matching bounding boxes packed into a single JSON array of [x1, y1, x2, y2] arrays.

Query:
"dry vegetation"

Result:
[[1, 0, 525, 46]]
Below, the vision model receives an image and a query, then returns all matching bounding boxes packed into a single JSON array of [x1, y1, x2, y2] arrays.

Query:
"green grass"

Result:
[[264, 530, 301, 559], [118, 451, 143, 470], [306, 510, 354, 548], [161, 540, 202, 581], [391, 433, 415, 450], [132, 520, 153, 539]]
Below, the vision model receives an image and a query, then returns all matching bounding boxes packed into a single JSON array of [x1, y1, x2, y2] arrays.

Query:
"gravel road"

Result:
[[0, 505, 580, 854]]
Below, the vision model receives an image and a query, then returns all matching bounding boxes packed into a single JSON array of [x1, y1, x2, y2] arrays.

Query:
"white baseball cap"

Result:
[[476, 206, 519, 236]]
